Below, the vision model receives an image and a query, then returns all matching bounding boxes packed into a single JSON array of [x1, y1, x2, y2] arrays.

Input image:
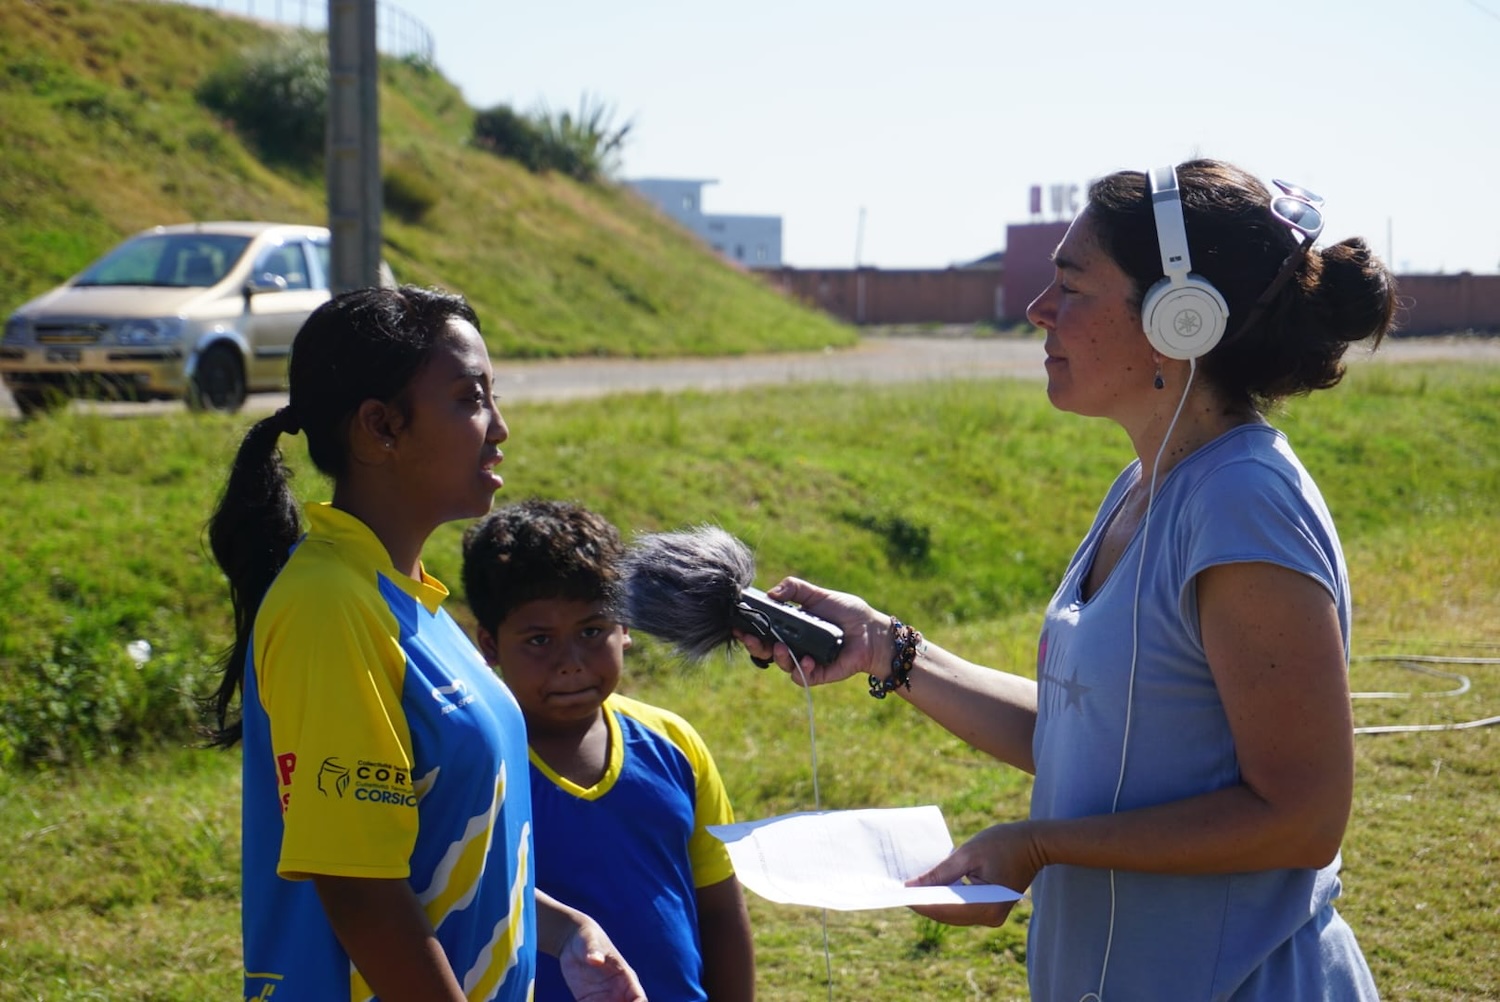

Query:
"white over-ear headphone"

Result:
[[1141, 165, 1228, 360]]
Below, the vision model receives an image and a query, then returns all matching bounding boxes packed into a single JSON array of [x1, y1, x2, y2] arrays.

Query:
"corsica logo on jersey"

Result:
[[317, 756, 417, 807]]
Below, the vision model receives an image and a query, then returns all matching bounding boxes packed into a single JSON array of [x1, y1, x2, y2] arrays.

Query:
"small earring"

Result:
[[383, 440, 394, 450], [1153, 364, 1165, 391]]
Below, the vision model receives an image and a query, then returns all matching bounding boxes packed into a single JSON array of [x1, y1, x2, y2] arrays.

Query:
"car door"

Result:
[[241, 239, 328, 390]]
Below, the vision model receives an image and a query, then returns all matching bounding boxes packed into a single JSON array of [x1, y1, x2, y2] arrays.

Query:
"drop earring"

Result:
[[1153, 363, 1165, 391]]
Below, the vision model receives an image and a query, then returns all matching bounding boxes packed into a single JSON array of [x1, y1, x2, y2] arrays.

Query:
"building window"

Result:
[[682, 195, 695, 212], [753, 246, 767, 262], [734, 244, 744, 259]]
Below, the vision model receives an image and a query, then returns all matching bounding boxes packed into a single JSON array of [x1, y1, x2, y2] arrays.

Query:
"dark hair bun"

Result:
[[1311, 237, 1398, 347]]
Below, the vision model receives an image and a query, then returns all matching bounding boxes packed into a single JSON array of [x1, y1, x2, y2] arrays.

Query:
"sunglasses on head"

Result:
[[1235, 179, 1326, 336], [1269, 179, 1325, 246]]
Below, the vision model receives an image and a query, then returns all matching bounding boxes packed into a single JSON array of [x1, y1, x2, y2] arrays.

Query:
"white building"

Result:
[[627, 178, 782, 268]]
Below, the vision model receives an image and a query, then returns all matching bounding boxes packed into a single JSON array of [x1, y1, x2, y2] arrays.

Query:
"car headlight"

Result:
[[115, 317, 184, 346], [3, 316, 24, 344]]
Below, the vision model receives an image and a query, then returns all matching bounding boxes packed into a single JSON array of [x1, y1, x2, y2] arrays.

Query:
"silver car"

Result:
[[0, 221, 384, 415]]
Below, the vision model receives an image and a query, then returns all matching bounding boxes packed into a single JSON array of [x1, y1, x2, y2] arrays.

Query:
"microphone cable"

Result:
[[769, 618, 836, 1001]]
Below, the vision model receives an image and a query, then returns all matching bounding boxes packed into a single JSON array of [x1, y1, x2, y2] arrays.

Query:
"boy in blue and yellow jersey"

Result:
[[463, 500, 757, 1002]]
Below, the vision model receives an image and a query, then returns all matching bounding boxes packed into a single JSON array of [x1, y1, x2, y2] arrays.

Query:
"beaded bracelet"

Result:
[[868, 618, 923, 699]]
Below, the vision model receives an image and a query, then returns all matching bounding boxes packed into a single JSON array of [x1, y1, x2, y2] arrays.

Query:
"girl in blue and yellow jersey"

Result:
[[206, 286, 647, 1002]]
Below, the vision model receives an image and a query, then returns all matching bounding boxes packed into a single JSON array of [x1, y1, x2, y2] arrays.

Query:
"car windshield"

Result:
[[73, 233, 254, 288]]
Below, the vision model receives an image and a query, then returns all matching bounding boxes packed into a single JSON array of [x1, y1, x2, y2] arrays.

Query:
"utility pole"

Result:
[[326, 0, 382, 293]]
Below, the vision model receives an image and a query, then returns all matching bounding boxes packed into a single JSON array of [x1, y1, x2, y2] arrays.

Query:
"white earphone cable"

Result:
[[1085, 358, 1197, 1002]]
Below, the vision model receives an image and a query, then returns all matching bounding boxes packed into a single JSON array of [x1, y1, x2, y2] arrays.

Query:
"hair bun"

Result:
[[1310, 238, 1397, 346]]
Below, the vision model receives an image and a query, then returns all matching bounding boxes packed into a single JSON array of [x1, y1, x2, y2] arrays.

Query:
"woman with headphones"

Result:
[[743, 159, 1391, 1000]]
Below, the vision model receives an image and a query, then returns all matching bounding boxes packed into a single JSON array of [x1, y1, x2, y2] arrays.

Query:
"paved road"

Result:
[[3, 333, 1497, 418]]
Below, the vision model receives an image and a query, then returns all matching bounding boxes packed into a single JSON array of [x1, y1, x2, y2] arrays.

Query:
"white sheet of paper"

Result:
[[707, 805, 1022, 912]]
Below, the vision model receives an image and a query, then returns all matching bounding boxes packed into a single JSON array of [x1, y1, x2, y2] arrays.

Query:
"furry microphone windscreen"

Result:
[[619, 524, 756, 661]]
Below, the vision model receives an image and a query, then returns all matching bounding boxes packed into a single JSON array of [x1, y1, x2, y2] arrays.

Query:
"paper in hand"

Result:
[[708, 804, 1022, 912]]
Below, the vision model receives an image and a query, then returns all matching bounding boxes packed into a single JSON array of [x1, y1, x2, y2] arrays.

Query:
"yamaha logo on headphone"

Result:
[[1141, 166, 1228, 360], [1174, 309, 1203, 338]]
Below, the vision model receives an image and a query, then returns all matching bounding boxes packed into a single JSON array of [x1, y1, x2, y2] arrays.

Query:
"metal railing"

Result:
[[153, 0, 434, 64]]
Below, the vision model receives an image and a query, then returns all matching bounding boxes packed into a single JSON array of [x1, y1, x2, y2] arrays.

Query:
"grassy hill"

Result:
[[0, 0, 855, 358]]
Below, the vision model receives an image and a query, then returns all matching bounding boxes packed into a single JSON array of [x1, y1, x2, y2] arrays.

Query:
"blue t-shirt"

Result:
[[529, 694, 737, 1002], [241, 504, 536, 1001], [1029, 425, 1378, 1001]]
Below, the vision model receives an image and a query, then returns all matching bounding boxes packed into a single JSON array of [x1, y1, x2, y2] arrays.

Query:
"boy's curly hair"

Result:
[[462, 498, 625, 633]]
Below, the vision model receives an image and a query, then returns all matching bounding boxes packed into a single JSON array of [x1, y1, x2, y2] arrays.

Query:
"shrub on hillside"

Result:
[[472, 103, 550, 172], [471, 94, 632, 183], [197, 31, 327, 167]]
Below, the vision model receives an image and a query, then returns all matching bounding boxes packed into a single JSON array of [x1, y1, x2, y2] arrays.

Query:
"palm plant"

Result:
[[529, 93, 634, 182]]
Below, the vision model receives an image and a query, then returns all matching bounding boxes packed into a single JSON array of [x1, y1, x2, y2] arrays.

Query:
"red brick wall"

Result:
[[761, 267, 1003, 325], [763, 221, 1500, 335], [1393, 273, 1500, 335], [759, 222, 1068, 328]]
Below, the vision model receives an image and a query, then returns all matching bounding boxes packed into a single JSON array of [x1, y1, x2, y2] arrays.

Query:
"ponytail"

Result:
[[204, 412, 302, 746]]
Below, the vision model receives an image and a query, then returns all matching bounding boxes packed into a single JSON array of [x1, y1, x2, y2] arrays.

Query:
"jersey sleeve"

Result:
[[612, 696, 738, 888], [675, 718, 737, 888], [255, 573, 419, 880]]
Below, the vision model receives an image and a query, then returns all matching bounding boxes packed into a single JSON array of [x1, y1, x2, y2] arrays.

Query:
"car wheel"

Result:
[[12, 387, 68, 418], [187, 344, 247, 413]]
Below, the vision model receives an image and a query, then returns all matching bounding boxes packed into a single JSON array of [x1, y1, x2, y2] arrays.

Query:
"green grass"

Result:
[[2, 362, 1499, 999], [0, 0, 855, 359], [0, 748, 240, 1000]]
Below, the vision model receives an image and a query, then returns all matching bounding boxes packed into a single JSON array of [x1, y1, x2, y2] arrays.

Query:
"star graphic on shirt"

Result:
[[1041, 665, 1092, 712], [1059, 668, 1092, 710]]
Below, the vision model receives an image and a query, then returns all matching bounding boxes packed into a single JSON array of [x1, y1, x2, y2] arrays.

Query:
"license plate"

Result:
[[45, 347, 81, 363]]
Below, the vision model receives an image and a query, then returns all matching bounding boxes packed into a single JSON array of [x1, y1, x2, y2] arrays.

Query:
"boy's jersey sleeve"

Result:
[[255, 578, 419, 880], [611, 694, 738, 888], [686, 734, 737, 888], [657, 707, 738, 888]]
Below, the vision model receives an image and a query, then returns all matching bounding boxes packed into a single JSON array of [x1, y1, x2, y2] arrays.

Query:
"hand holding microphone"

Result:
[[739, 577, 894, 688]]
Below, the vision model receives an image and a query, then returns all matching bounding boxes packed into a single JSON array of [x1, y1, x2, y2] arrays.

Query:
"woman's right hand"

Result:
[[734, 577, 892, 687]]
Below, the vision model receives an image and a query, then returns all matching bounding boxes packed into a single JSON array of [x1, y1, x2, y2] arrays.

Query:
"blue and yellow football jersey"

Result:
[[241, 503, 536, 1001], [529, 693, 735, 1002]]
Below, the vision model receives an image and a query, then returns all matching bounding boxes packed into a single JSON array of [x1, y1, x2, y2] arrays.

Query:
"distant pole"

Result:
[[855, 206, 866, 325], [326, 0, 383, 294], [854, 206, 866, 267]]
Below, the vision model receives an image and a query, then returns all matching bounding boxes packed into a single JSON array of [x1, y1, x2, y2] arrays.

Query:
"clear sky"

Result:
[[407, 0, 1498, 273]]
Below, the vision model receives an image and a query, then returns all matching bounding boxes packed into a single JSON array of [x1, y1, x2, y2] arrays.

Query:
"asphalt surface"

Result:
[[2, 333, 1497, 419]]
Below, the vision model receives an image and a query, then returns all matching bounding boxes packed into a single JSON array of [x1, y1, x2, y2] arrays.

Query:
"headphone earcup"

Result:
[[1141, 275, 1228, 360]]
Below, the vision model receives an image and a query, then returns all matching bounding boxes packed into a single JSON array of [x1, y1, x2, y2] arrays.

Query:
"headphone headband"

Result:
[[1148, 166, 1192, 282]]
